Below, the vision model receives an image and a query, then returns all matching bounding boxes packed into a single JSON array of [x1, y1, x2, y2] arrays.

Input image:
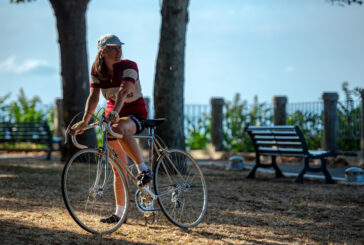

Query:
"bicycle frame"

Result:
[[97, 119, 173, 203], [69, 117, 185, 203]]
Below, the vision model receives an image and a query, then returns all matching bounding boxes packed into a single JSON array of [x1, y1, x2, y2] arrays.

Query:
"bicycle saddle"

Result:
[[142, 118, 166, 128]]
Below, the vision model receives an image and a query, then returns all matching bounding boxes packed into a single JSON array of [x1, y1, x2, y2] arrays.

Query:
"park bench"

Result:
[[245, 125, 336, 184], [0, 121, 62, 160]]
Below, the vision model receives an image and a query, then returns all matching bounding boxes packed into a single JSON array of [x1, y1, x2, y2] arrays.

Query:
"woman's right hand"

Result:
[[69, 120, 87, 135]]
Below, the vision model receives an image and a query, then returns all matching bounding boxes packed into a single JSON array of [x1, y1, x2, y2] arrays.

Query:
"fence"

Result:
[[337, 100, 362, 140], [185, 95, 363, 155], [286, 101, 324, 136], [185, 104, 210, 128]]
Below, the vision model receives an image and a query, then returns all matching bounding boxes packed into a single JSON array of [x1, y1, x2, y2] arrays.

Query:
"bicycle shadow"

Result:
[[0, 217, 155, 245]]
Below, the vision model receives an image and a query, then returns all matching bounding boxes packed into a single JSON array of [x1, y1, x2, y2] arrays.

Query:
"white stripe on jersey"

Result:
[[90, 75, 100, 85], [122, 69, 138, 80]]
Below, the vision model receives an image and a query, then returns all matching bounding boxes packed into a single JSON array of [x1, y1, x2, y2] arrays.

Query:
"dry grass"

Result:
[[0, 156, 363, 245]]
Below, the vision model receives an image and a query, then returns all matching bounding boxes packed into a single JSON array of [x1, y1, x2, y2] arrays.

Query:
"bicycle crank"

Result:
[[135, 189, 159, 225]]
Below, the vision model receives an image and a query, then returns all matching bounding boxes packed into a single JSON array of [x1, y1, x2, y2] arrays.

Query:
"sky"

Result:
[[0, 0, 363, 107]]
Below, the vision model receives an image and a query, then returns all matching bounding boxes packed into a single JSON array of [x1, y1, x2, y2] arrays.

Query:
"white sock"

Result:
[[114, 205, 125, 218], [136, 161, 148, 174]]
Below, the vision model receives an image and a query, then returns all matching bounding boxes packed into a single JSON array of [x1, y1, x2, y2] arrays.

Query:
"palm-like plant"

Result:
[[223, 94, 272, 153], [337, 82, 362, 152]]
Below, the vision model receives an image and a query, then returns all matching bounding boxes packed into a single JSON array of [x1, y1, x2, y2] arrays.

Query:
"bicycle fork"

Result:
[[89, 155, 109, 198]]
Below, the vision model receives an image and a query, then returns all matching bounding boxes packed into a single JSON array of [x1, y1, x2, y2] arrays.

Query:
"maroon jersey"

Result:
[[90, 59, 147, 119]]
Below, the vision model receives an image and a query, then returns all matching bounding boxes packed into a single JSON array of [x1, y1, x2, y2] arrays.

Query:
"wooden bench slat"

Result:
[[247, 125, 296, 131], [9, 129, 48, 132], [0, 121, 61, 160], [5, 126, 46, 129], [8, 125, 46, 131], [245, 125, 335, 184], [258, 146, 304, 154], [0, 139, 50, 143], [255, 141, 303, 147], [260, 152, 305, 157], [7, 132, 49, 136], [253, 135, 301, 141], [250, 130, 297, 136]]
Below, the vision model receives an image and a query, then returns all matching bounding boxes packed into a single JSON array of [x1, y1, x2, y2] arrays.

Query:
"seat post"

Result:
[[150, 126, 155, 137], [147, 126, 155, 169]]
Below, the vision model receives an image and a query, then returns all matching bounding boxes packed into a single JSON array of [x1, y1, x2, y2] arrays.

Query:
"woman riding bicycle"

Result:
[[71, 34, 151, 224]]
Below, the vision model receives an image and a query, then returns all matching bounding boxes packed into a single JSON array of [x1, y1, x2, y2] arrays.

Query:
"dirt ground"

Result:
[[0, 156, 363, 245]]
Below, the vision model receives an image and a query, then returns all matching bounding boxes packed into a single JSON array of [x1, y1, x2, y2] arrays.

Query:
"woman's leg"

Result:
[[112, 117, 143, 165], [108, 140, 128, 206], [112, 117, 151, 186], [100, 140, 129, 223]]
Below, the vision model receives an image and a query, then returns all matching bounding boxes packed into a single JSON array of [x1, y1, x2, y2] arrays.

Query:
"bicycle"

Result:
[[61, 115, 208, 234]]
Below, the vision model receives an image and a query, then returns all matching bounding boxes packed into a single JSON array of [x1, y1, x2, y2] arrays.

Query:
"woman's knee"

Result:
[[112, 121, 134, 136], [112, 123, 123, 135]]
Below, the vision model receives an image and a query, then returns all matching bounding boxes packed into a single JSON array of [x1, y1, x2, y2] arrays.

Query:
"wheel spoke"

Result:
[[62, 149, 129, 234], [154, 150, 207, 227]]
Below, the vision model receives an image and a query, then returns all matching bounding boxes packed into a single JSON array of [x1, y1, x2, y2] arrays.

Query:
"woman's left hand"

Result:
[[107, 111, 120, 124]]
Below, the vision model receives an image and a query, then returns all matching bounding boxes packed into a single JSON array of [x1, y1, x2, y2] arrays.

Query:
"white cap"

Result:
[[97, 34, 124, 50]]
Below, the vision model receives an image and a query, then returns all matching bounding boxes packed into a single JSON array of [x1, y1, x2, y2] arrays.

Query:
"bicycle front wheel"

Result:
[[62, 149, 129, 234], [153, 149, 208, 228]]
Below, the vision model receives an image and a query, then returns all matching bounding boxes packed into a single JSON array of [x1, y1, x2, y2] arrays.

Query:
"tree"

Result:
[[154, 0, 190, 150], [12, 0, 361, 156], [12, 0, 96, 160], [330, 0, 362, 5]]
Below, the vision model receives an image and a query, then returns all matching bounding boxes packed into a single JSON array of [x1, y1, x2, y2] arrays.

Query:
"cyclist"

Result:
[[70, 34, 151, 223]]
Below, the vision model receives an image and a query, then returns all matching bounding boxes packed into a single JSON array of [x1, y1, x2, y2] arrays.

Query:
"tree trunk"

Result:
[[154, 0, 190, 150], [49, 0, 97, 161]]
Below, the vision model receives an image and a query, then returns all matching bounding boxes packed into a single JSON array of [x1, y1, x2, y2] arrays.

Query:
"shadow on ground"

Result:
[[0, 157, 363, 244]]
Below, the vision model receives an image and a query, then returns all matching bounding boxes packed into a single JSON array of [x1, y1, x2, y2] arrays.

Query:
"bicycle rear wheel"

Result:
[[153, 149, 208, 228], [62, 149, 129, 234]]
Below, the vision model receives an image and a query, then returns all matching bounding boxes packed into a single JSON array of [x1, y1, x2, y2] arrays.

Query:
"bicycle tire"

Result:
[[153, 149, 208, 228], [62, 148, 129, 234]]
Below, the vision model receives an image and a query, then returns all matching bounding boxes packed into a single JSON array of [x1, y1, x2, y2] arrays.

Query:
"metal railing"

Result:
[[184, 104, 210, 127], [184, 99, 362, 152], [337, 100, 362, 140]]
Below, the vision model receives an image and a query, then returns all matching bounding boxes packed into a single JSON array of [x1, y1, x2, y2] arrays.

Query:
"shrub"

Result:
[[0, 89, 55, 131], [287, 111, 322, 150], [337, 82, 362, 153], [223, 94, 272, 153], [185, 114, 211, 150]]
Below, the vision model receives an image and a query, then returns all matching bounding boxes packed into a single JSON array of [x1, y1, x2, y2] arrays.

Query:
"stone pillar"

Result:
[[273, 96, 287, 125], [54, 98, 63, 138], [359, 90, 364, 165], [322, 92, 339, 152], [210, 97, 224, 151]]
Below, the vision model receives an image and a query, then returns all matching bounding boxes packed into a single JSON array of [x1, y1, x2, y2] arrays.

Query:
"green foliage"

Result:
[[287, 111, 322, 149], [8, 89, 45, 122], [46, 104, 56, 134], [185, 114, 211, 150], [0, 93, 11, 121], [337, 81, 362, 152], [223, 94, 272, 153], [0, 89, 56, 149], [94, 107, 106, 147], [185, 82, 362, 154], [0, 88, 55, 126]]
